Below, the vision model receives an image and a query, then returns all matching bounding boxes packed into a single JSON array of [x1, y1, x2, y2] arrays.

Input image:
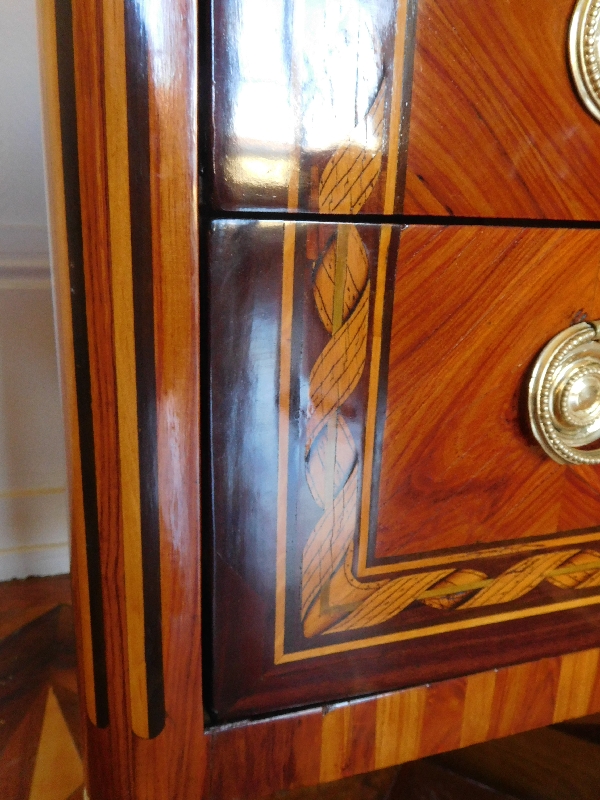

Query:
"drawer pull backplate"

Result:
[[570, 0, 600, 121], [529, 320, 600, 464]]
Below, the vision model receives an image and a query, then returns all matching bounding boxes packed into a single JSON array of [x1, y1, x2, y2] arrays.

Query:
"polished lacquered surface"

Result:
[[208, 220, 600, 721], [41, 0, 600, 794], [209, 0, 409, 213], [39, 0, 203, 797]]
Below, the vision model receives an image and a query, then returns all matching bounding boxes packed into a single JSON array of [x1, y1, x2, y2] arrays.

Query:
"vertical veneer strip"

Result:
[[52, 0, 110, 729], [38, 0, 102, 730], [460, 670, 496, 747], [205, 644, 600, 798], [489, 658, 561, 740], [122, 0, 166, 740], [101, 0, 149, 740], [69, 0, 135, 794], [554, 649, 600, 722], [374, 686, 426, 769], [40, 0, 201, 793], [320, 705, 351, 783]]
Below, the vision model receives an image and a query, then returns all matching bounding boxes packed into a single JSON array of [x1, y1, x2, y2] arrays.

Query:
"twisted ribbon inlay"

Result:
[[298, 76, 600, 640], [301, 83, 385, 631]]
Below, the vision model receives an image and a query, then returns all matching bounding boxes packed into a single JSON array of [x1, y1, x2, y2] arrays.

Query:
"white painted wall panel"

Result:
[[0, 286, 69, 577], [0, 288, 65, 491], [0, 0, 69, 578], [0, 0, 47, 233]]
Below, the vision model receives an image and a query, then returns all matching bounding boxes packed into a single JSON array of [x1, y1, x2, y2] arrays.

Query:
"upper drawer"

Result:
[[208, 0, 600, 219], [209, 0, 410, 214]]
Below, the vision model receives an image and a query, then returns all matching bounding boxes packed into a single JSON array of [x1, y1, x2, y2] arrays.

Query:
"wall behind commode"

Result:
[[0, 0, 69, 580]]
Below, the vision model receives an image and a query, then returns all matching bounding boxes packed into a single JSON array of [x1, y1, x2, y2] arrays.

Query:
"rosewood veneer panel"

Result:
[[404, 0, 600, 219], [375, 226, 600, 559]]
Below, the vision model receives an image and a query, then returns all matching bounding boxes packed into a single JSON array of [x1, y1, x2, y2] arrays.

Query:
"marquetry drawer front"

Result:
[[209, 0, 600, 220], [207, 220, 600, 721]]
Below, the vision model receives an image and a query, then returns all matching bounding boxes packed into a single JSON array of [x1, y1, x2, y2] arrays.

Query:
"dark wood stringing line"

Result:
[[54, 0, 109, 729], [205, 211, 600, 229], [201, 219, 217, 723], [123, 1, 165, 739], [364, 225, 402, 568], [198, 0, 213, 208], [283, 224, 310, 653], [394, 0, 418, 214]]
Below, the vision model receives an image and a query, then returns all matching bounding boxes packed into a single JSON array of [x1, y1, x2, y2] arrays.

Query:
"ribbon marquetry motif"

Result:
[[299, 79, 600, 640]]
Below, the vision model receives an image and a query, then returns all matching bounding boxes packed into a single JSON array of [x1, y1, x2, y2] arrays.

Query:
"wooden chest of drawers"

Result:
[[38, 0, 600, 796]]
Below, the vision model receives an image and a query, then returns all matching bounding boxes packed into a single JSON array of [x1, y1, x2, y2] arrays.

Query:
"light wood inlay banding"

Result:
[[70, 2, 132, 792], [122, 0, 166, 741], [101, 0, 148, 740], [36, 0, 99, 728], [554, 648, 600, 722], [460, 671, 496, 747], [40, 0, 202, 792], [384, 0, 410, 216], [208, 646, 600, 798], [374, 688, 426, 769], [320, 706, 352, 784]]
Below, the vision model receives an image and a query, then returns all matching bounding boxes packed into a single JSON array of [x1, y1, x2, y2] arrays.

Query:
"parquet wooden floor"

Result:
[[0, 576, 83, 800], [1, 575, 600, 800]]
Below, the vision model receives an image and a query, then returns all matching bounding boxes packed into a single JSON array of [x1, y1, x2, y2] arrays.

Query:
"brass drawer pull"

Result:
[[570, 0, 600, 122], [529, 321, 600, 464]]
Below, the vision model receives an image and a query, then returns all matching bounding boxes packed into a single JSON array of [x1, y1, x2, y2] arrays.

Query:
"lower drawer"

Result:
[[207, 221, 600, 721]]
